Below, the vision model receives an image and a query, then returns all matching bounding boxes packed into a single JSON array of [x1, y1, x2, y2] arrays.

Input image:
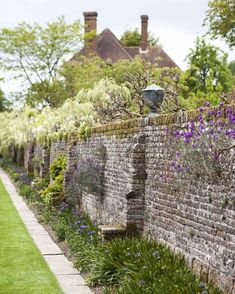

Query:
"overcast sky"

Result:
[[0, 0, 234, 94]]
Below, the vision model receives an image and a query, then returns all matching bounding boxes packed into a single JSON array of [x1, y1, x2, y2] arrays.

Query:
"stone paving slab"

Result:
[[0, 168, 93, 294]]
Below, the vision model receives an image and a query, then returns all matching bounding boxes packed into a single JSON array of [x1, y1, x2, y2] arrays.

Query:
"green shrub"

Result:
[[33, 176, 50, 191], [11, 172, 20, 181], [38, 206, 54, 224], [53, 218, 67, 241], [87, 238, 221, 293], [18, 184, 34, 199], [41, 155, 67, 205], [49, 154, 67, 180]]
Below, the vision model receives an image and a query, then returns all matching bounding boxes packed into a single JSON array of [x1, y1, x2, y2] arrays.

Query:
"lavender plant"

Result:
[[68, 144, 106, 205], [169, 102, 235, 184]]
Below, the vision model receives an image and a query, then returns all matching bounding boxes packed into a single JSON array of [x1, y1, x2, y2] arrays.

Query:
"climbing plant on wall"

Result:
[[168, 103, 235, 184]]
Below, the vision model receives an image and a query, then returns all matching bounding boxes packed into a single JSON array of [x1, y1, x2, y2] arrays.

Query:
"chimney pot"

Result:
[[83, 11, 98, 18], [140, 15, 149, 51], [83, 11, 98, 34], [83, 11, 98, 53]]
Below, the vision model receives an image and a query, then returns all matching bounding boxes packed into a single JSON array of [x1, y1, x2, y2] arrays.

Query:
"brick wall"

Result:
[[50, 140, 68, 164], [33, 143, 50, 177], [15, 106, 234, 293], [64, 130, 137, 226], [64, 109, 234, 293], [24, 142, 34, 173], [142, 115, 235, 293]]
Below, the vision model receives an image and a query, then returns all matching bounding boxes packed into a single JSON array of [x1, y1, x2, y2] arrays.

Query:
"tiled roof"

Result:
[[125, 46, 178, 68], [72, 28, 178, 68]]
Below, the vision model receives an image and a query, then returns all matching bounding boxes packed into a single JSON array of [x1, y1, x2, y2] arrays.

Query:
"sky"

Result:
[[0, 0, 234, 94]]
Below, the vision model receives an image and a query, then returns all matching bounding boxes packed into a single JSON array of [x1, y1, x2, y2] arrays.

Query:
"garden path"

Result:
[[0, 168, 93, 294]]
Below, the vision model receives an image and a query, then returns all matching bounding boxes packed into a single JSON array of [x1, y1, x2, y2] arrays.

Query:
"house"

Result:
[[71, 11, 178, 68]]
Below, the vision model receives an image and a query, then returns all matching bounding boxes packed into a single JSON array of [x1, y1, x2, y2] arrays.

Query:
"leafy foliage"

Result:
[[179, 37, 233, 108], [120, 28, 159, 47], [0, 87, 6, 111], [41, 154, 67, 205], [0, 17, 83, 107], [228, 60, 235, 77], [169, 103, 235, 184], [61, 56, 107, 98], [49, 154, 67, 180], [87, 238, 221, 294], [204, 0, 235, 48]]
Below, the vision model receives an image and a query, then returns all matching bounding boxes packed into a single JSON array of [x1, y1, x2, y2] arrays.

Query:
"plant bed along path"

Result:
[[0, 168, 93, 294]]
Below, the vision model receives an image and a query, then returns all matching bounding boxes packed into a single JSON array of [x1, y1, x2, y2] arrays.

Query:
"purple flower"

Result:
[[174, 130, 181, 138], [217, 120, 223, 126], [228, 114, 235, 124], [207, 110, 215, 116], [80, 225, 88, 230], [199, 107, 204, 113], [225, 129, 232, 136], [198, 115, 204, 122], [74, 220, 81, 225], [216, 111, 222, 117], [219, 102, 224, 108], [199, 123, 204, 132], [176, 151, 181, 157], [184, 137, 191, 144], [226, 107, 233, 114], [204, 101, 210, 107], [60, 202, 69, 211], [176, 165, 183, 173], [208, 129, 214, 135], [170, 161, 176, 167], [72, 208, 78, 216], [213, 152, 220, 161], [209, 120, 214, 126], [88, 231, 96, 236], [184, 131, 193, 141]]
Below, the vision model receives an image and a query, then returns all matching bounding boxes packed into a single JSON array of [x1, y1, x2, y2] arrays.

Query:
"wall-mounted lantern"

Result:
[[142, 84, 165, 113]]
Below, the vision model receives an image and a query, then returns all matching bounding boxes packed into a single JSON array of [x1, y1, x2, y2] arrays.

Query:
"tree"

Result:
[[25, 80, 67, 108], [0, 17, 83, 107], [204, 0, 235, 48], [120, 28, 159, 47], [179, 37, 233, 108], [61, 56, 108, 98], [0, 88, 5, 111], [228, 60, 235, 76], [62, 55, 183, 114]]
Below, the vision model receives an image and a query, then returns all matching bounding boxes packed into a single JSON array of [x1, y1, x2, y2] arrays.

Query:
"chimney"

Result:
[[83, 11, 98, 52], [140, 15, 148, 52]]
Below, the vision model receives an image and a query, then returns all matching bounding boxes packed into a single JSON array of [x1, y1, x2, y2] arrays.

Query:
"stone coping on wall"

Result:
[[50, 103, 235, 143]]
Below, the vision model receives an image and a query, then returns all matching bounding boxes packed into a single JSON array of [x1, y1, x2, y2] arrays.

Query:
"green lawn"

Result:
[[0, 179, 62, 294]]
